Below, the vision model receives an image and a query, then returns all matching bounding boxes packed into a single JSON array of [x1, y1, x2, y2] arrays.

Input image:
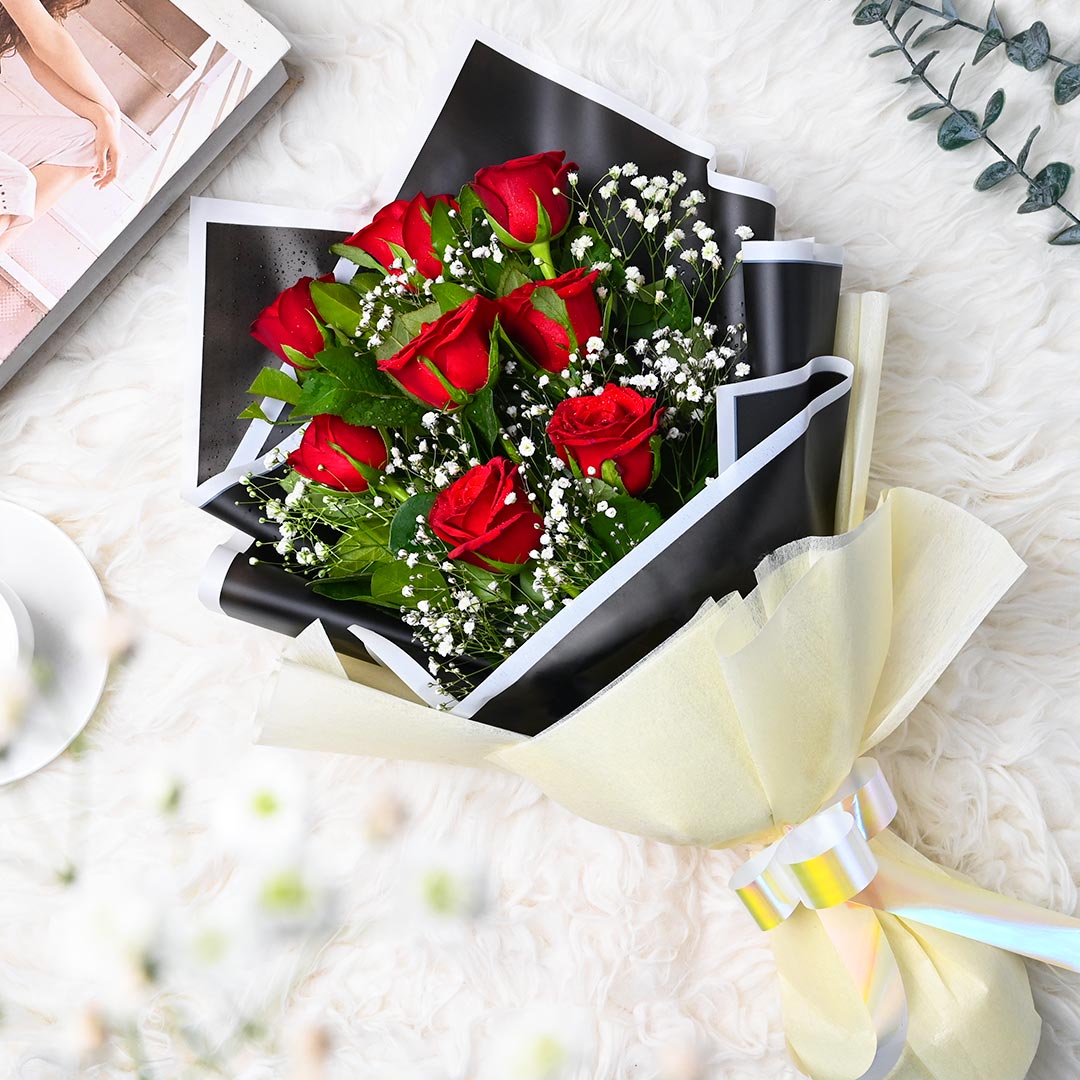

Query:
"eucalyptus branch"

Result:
[[902, 0, 1080, 81], [856, 0, 1080, 246]]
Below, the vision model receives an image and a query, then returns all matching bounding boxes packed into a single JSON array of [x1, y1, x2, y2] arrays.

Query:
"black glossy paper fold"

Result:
[[193, 32, 850, 735], [742, 259, 843, 377]]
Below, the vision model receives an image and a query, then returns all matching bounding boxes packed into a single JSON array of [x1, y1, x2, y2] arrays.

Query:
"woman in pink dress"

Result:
[[0, 0, 122, 247]]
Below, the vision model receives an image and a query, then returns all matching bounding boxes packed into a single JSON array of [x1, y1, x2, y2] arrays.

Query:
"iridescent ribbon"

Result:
[[730, 758, 1080, 1079]]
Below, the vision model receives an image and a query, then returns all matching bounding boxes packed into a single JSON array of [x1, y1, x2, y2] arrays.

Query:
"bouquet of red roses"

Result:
[[241, 149, 757, 705]]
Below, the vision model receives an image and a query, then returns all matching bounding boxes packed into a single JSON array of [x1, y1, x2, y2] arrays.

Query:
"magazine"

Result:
[[0, 0, 289, 389]]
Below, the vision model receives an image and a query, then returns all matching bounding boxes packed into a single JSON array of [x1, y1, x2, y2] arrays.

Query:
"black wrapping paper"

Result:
[[189, 29, 850, 736]]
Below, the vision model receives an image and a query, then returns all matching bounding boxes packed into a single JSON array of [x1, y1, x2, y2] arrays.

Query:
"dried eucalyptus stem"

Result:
[[900, 0, 1080, 104], [856, 0, 1080, 246]]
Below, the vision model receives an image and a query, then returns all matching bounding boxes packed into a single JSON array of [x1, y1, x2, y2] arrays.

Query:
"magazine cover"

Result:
[[0, 0, 287, 378]]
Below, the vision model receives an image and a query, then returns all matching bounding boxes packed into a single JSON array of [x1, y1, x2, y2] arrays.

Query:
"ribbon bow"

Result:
[[731, 758, 897, 930]]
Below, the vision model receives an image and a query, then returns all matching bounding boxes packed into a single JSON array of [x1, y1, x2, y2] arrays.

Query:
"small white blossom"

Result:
[[735, 225, 755, 241]]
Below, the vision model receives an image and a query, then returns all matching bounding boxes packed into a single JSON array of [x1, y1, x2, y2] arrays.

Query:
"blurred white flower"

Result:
[[473, 1005, 593, 1080], [213, 753, 309, 863], [397, 846, 488, 926]]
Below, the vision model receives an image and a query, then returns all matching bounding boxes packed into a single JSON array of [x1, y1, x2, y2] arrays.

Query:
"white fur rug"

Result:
[[2, 1, 1080, 1076]]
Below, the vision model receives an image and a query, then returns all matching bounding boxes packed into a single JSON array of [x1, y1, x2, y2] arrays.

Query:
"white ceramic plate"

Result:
[[0, 501, 109, 785]]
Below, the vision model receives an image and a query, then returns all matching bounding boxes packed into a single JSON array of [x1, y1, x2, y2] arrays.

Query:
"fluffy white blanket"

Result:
[[1, 1, 1079, 1076]]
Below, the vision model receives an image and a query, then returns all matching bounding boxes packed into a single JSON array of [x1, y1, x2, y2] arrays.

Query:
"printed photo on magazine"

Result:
[[0, 0, 287, 374]]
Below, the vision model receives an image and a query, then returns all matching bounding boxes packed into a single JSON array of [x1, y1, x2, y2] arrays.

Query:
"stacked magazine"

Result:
[[0, 0, 289, 390]]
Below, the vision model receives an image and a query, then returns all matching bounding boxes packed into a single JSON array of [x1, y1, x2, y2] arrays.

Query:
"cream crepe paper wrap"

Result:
[[257, 488, 1070, 1080]]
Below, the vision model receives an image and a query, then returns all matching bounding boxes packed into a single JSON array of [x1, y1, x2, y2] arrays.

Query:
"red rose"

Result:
[[429, 458, 543, 572], [471, 151, 576, 248], [378, 295, 497, 410], [499, 268, 602, 374], [251, 274, 333, 368], [546, 384, 663, 496], [402, 192, 458, 278], [345, 192, 458, 279], [288, 414, 388, 492], [343, 199, 407, 269]]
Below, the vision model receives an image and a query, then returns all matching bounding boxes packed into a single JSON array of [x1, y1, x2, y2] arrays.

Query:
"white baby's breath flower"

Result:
[[519, 437, 536, 458], [735, 362, 751, 377], [735, 225, 755, 241]]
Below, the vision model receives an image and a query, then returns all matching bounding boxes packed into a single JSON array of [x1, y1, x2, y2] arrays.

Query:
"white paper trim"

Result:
[[740, 239, 844, 266]]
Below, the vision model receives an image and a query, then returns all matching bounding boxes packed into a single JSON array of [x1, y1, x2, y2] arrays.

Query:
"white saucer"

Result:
[[0, 501, 109, 785]]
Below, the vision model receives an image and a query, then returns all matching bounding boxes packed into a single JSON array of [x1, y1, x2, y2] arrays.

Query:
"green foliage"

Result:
[[311, 281, 364, 336], [1018, 163, 1073, 213], [587, 496, 663, 562], [247, 367, 300, 406], [974, 160, 1016, 190], [1005, 21, 1050, 71], [389, 492, 438, 554], [373, 303, 442, 364], [1055, 65, 1080, 106], [937, 109, 981, 149], [370, 562, 447, 609]]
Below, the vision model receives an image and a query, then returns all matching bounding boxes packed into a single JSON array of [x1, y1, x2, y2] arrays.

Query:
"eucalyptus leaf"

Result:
[[853, 1, 887, 25], [912, 20, 958, 48], [1018, 162, 1073, 213], [982, 89, 1005, 130], [1006, 21, 1051, 71], [898, 50, 938, 83], [987, 2, 1003, 33], [947, 64, 965, 102], [941, 0, 957, 17], [870, 45, 902, 57], [1050, 223, 1080, 246], [1055, 65, 1080, 106], [908, 102, 946, 121], [247, 367, 301, 406], [974, 161, 1017, 190], [973, 28, 1003, 64], [937, 109, 982, 150], [388, 492, 438, 554], [1018, 126, 1041, 171], [893, 0, 915, 19], [902, 18, 924, 44]]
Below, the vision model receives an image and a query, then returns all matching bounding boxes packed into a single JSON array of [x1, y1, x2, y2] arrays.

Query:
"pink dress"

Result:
[[0, 112, 96, 225]]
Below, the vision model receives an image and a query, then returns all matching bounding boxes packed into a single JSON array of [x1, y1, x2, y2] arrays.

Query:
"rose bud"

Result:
[[402, 192, 459, 278], [378, 295, 498, 410], [429, 458, 544, 572], [470, 150, 577, 249], [288, 414, 388, 492], [498, 268, 602, 374], [251, 274, 334, 368], [547, 384, 663, 496], [342, 199, 408, 268]]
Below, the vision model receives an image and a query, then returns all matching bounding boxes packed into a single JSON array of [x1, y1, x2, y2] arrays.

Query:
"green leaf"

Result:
[[853, 1, 887, 25], [869, 45, 901, 57], [457, 184, 483, 229], [330, 243, 387, 274], [658, 277, 694, 333], [588, 496, 663, 562], [247, 367, 301, 405], [428, 198, 456, 263], [1050, 224, 1080, 246], [986, 1, 1003, 33], [902, 18, 923, 45], [373, 302, 442, 363], [293, 372, 356, 419], [310, 281, 364, 336], [947, 64, 964, 102], [312, 578, 377, 602], [982, 89, 1005, 130], [316, 346, 400, 397], [430, 282, 473, 314], [1018, 126, 1041, 171], [1055, 65, 1080, 106], [494, 265, 531, 298], [974, 160, 1017, 190], [370, 560, 447, 610], [908, 102, 946, 120], [1018, 163, 1073, 213], [458, 562, 511, 604], [1006, 21, 1051, 71], [464, 387, 499, 449], [937, 110, 982, 150], [342, 396, 425, 427], [238, 402, 271, 422], [973, 28, 1004, 64], [389, 492, 438, 554], [530, 286, 572, 331]]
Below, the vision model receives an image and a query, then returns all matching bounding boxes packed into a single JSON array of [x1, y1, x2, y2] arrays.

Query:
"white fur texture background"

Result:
[[2, 1, 1080, 1077]]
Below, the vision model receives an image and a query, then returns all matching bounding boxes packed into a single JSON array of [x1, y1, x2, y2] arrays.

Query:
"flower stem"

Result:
[[884, 18, 1080, 229], [530, 240, 558, 280]]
